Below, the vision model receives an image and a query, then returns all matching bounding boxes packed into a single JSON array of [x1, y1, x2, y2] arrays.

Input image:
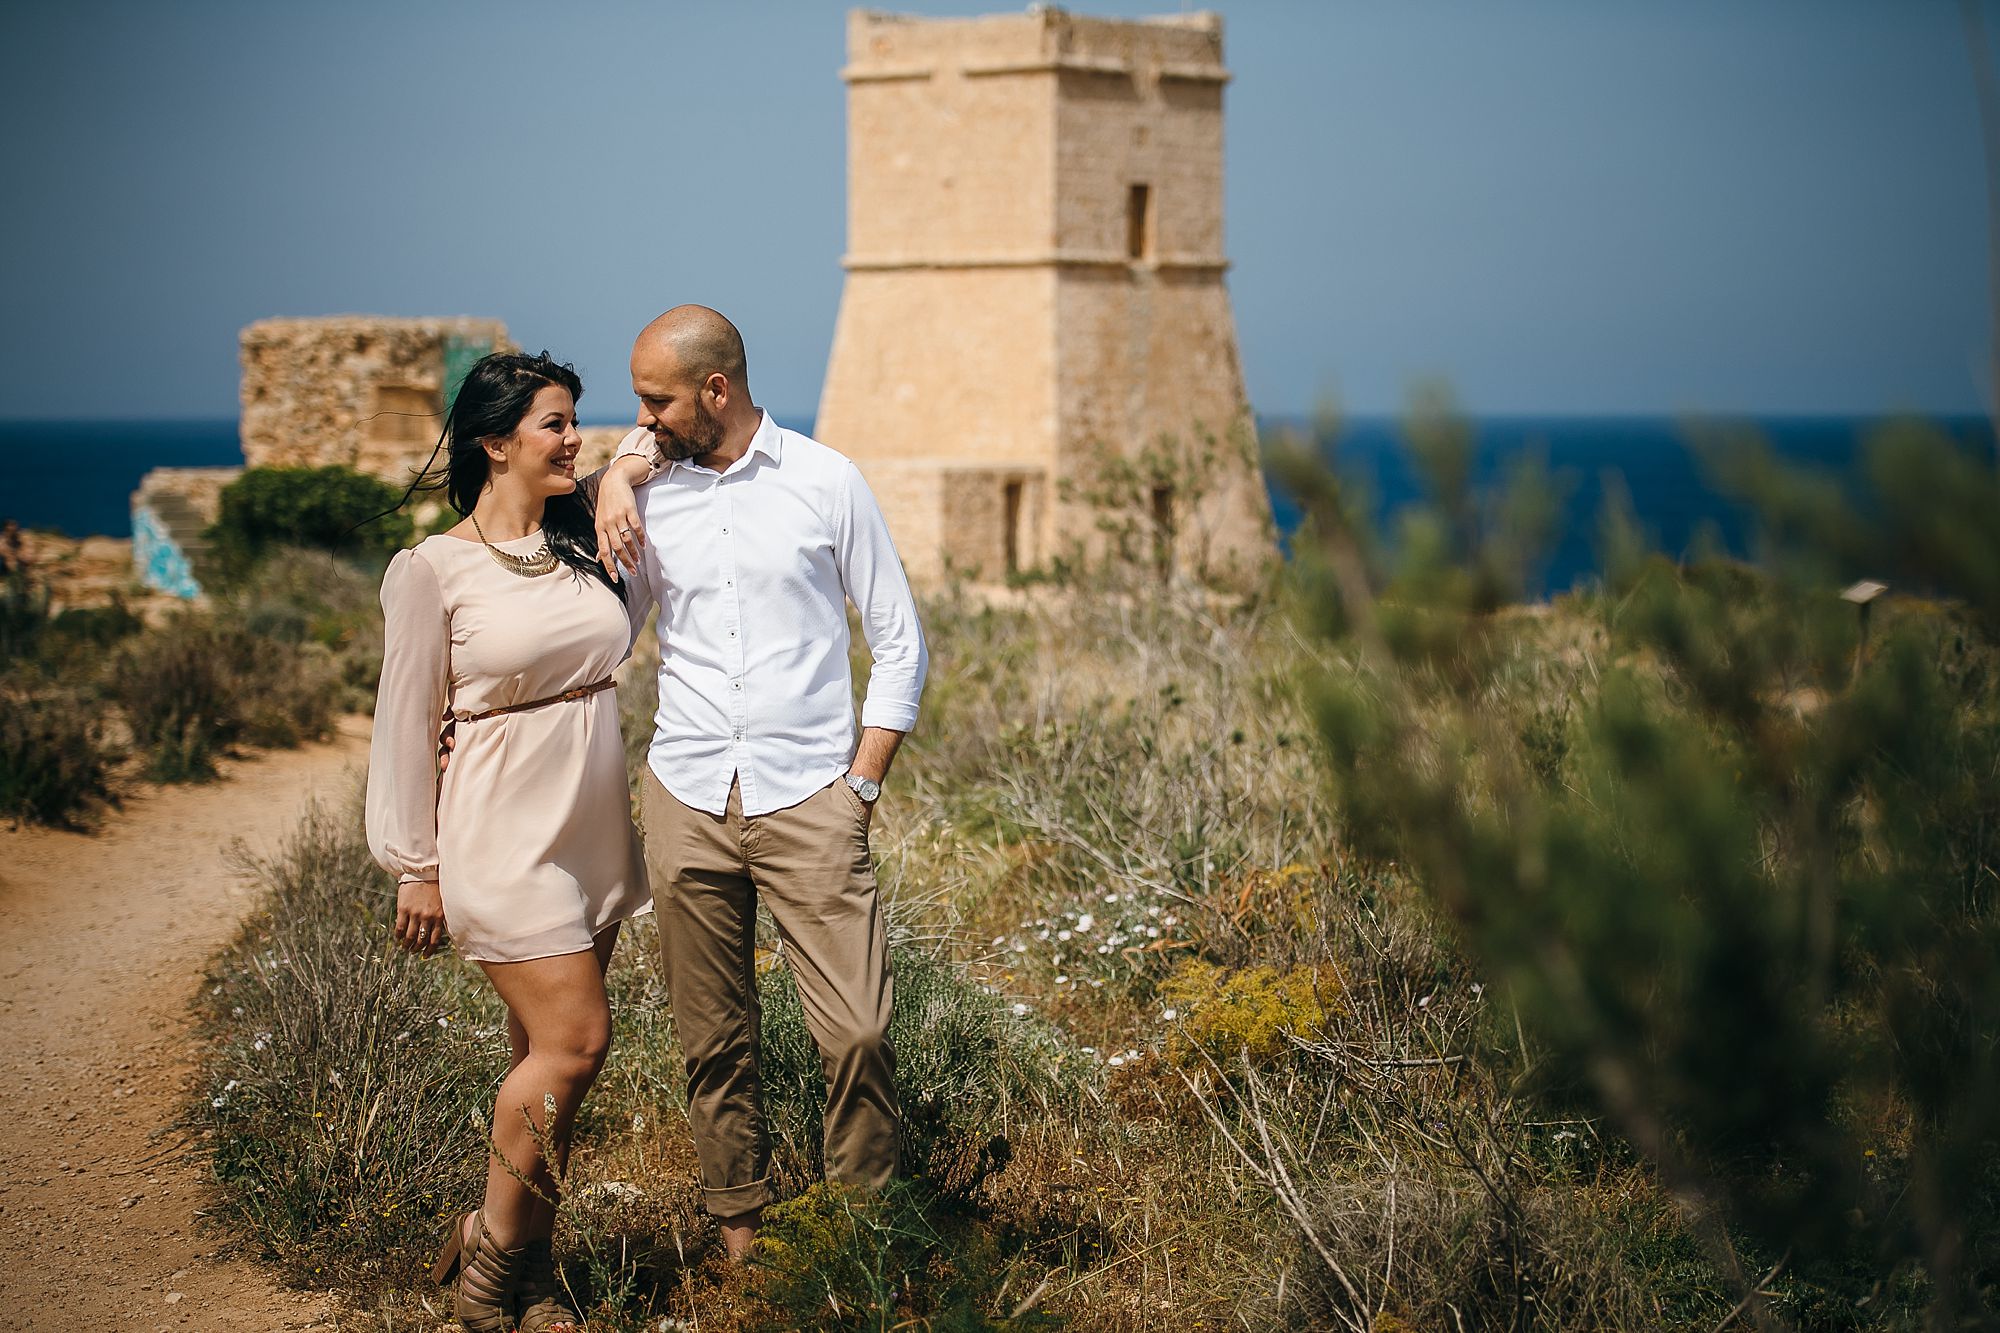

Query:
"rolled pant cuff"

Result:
[[703, 1176, 777, 1218]]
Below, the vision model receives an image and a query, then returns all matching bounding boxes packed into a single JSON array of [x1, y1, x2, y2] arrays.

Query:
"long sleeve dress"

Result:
[[364, 527, 653, 962]]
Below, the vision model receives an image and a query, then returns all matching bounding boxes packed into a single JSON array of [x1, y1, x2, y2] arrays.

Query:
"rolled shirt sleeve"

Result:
[[834, 460, 928, 733], [365, 548, 449, 883]]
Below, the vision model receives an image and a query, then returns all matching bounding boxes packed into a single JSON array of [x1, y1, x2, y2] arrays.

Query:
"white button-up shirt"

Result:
[[615, 411, 928, 817]]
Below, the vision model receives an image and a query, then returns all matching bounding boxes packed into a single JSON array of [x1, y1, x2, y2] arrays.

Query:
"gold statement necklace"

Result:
[[470, 512, 559, 577]]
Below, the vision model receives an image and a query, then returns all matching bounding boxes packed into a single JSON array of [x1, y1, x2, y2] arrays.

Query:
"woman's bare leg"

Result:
[[472, 927, 620, 1251], [517, 926, 621, 1242]]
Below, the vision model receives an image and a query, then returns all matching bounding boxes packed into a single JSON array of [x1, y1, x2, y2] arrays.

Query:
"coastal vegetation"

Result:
[[0, 467, 392, 821], [144, 418, 2000, 1327]]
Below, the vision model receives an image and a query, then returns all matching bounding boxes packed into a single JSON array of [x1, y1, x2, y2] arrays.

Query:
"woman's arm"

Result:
[[364, 548, 451, 954], [589, 436, 661, 581]]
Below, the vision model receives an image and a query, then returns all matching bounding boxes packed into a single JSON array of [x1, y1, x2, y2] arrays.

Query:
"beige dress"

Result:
[[365, 529, 652, 962]]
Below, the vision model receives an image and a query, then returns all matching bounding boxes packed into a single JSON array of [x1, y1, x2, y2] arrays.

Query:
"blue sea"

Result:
[[6, 414, 1991, 594]]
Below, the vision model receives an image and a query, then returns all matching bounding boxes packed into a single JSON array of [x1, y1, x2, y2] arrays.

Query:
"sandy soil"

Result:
[[0, 717, 373, 1330]]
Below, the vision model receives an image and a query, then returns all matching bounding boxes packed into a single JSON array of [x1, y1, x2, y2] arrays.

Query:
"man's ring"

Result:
[[619, 527, 633, 536]]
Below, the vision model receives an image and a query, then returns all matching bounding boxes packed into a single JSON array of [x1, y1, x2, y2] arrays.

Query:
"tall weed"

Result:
[[196, 799, 502, 1291]]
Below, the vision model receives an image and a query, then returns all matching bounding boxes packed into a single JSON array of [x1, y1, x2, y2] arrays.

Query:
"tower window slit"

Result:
[[1127, 183, 1152, 259], [1003, 479, 1024, 575]]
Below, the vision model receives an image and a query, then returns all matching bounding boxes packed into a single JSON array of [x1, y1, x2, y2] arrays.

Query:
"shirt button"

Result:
[[732, 681, 742, 691], [722, 527, 729, 535]]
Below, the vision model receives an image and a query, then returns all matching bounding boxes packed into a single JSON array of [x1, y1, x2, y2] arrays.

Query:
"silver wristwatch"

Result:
[[844, 773, 881, 803]]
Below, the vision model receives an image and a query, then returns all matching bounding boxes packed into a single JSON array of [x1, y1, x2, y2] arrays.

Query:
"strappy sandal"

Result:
[[430, 1210, 522, 1333], [516, 1237, 585, 1332]]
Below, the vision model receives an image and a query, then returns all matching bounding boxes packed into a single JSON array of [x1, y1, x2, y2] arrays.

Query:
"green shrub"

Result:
[[750, 1181, 1054, 1332], [230, 546, 385, 712], [106, 611, 340, 780], [1280, 406, 2000, 1325], [205, 466, 411, 581], [0, 685, 117, 826], [0, 565, 50, 663]]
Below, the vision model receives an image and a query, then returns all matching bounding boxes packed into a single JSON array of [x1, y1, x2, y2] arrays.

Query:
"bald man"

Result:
[[593, 307, 927, 1259]]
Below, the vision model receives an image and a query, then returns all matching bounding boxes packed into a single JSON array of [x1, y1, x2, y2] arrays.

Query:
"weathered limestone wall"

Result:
[[819, 268, 1057, 469], [239, 317, 513, 487], [816, 7, 1270, 586], [14, 530, 146, 613], [131, 466, 241, 599]]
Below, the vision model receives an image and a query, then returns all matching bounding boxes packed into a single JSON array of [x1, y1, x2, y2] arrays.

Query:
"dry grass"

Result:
[[192, 578, 1733, 1331]]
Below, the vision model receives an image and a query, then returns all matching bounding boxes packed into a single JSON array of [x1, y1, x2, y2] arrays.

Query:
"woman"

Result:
[[365, 351, 651, 1332]]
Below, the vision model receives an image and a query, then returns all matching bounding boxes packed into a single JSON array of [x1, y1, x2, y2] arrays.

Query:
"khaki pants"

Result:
[[641, 769, 899, 1216]]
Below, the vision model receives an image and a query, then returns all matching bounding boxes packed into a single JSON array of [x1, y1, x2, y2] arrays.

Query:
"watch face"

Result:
[[848, 775, 880, 802]]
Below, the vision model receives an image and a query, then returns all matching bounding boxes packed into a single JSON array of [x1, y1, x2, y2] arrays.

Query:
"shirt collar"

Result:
[[666, 409, 781, 480]]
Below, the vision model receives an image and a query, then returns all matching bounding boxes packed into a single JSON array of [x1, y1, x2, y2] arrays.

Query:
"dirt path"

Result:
[[0, 717, 373, 1330]]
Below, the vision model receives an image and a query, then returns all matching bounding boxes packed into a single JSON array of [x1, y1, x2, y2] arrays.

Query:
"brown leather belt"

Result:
[[453, 677, 616, 724]]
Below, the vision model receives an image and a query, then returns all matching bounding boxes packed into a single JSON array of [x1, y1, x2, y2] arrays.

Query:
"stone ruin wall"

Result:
[[128, 316, 526, 599], [239, 316, 515, 486]]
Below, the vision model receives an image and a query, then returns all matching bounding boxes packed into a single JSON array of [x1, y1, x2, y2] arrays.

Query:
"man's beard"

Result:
[[654, 400, 726, 462]]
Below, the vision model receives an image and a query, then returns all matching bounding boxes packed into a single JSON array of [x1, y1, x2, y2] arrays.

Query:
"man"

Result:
[[594, 305, 927, 1259]]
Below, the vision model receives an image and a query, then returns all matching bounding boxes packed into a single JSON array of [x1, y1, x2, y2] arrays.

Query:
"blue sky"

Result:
[[1, 1, 1989, 421]]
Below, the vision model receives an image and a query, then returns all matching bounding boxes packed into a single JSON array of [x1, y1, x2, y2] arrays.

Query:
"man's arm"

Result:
[[849, 725, 905, 786], [832, 461, 928, 792]]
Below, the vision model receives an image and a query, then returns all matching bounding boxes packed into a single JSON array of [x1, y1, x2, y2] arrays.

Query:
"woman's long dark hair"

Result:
[[400, 351, 622, 599]]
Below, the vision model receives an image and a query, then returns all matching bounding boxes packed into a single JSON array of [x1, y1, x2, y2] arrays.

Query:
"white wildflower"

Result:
[[1011, 1003, 1029, 1016], [1162, 1008, 1178, 1021], [1076, 913, 1095, 932]]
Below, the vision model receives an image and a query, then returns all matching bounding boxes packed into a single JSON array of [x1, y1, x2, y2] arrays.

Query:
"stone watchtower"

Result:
[[815, 7, 1271, 585]]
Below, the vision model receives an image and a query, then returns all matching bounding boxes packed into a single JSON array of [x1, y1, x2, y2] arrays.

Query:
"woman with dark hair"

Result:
[[365, 351, 651, 1332]]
